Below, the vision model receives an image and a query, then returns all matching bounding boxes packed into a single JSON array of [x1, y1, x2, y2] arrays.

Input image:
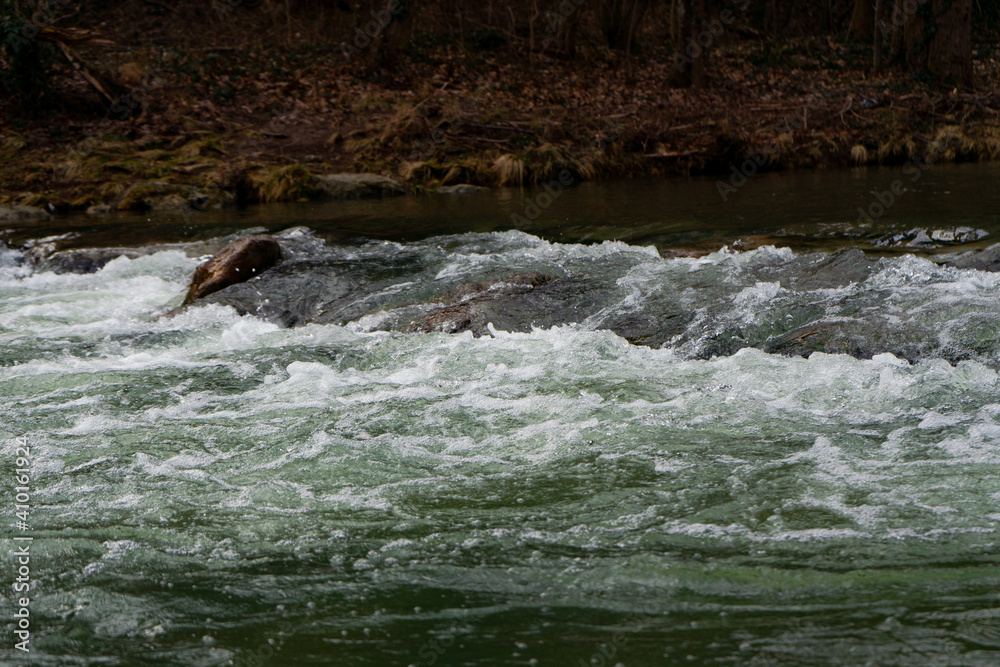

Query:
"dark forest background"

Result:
[[1, 1, 998, 208], [2, 0, 996, 111]]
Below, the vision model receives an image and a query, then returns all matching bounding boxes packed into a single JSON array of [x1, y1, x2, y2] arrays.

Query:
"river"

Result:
[[2, 163, 1000, 665]]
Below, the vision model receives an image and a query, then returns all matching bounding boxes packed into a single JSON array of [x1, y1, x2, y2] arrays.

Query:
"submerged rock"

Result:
[[117, 181, 233, 212], [0, 205, 51, 221], [762, 322, 879, 359], [785, 248, 873, 290], [946, 243, 1000, 272], [40, 248, 147, 274], [408, 272, 552, 334], [183, 236, 283, 305], [174, 230, 1000, 367], [436, 184, 489, 195], [313, 173, 406, 200]]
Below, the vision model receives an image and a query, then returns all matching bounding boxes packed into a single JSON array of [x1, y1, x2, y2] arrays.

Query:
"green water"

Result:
[[1, 165, 1000, 666]]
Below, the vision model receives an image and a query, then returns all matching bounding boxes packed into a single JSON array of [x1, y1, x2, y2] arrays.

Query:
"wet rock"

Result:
[[875, 227, 987, 249], [0, 205, 51, 221], [946, 243, 1000, 272], [86, 204, 113, 215], [174, 231, 991, 367], [39, 248, 146, 274], [198, 232, 432, 327], [183, 236, 283, 305], [408, 272, 552, 334], [313, 173, 406, 200], [200, 259, 359, 327], [117, 181, 232, 212], [436, 184, 489, 195], [0, 242, 32, 275], [788, 248, 873, 290], [605, 312, 694, 347], [438, 271, 550, 304], [189, 193, 211, 211], [18, 233, 80, 269], [412, 305, 474, 333], [762, 322, 875, 359], [929, 227, 988, 243]]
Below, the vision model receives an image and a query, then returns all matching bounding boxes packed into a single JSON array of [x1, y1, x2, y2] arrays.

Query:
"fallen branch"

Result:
[[462, 123, 536, 135], [37, 26, 114, 48], [664, 121, 716, 132], [464, 136, 511, 144], [645, 150, 700, 159], [54, 41, 115, 106]]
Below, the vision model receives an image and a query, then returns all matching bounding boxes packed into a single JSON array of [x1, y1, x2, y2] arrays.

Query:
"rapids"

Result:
[[1, 230, 999, 665]]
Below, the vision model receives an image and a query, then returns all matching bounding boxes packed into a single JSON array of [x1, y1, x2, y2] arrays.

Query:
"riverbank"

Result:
[[3, 34, 1000, 213]]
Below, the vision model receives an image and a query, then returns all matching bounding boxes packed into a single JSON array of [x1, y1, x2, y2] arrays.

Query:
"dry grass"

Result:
[[770, 132, 796, 164], [525, 142, 597, 182], [877, 134, 917, 162], [850, 144, 870, 165], [927, 126, 975, 162], [491, 154, 525, 186], [249, 164, 315, 202], [968, 126, 1000, 159]]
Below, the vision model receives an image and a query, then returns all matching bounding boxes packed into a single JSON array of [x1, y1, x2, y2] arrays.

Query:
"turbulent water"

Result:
[[2, 230, 1000, 666]]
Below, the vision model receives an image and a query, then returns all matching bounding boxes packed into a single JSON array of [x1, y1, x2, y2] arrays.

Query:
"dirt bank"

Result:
[[2, 31, 999, 213]]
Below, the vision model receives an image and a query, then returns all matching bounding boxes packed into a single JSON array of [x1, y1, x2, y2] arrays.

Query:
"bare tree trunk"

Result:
[[669, 0, 679, 43], [902, 0, 974, 87], [888, 0, 904, 61], [367, 0, 413, 69], [690, 0, 706, 88], [873, 0, 883, 71], [667, 0, 708, 88], [668, 0, 693, 86], [556, 5, 584, 57], [850, 0, 874, 40], [529, 0, 540, 59], [597, 0, 649, 50]]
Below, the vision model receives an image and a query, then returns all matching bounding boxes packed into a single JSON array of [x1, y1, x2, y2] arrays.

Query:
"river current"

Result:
[[2, 219, 1000, 665]]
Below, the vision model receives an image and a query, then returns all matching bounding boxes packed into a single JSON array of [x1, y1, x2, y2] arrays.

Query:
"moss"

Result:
[[116, 180, 190, 211], [102, 161, 137, 175], [352, 95, 392, 113], [177, 137, 224, 160], [99, 181, 128, 201], [135, 149, 171, 160]]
